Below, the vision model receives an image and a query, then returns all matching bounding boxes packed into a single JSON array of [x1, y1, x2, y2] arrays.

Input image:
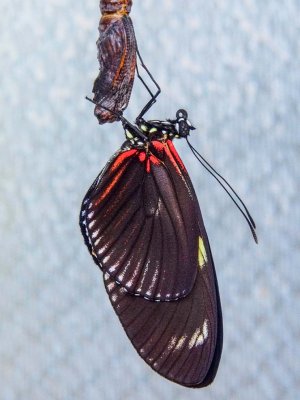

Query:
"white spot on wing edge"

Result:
[[175, 335, 187, 351], [188, 328, 201, 349], [196, 334, 204, 346], [107, 282, 115, 292], [203, 319, 209, 340], [189, 319, 209, 348], [111, 294, 118, 303], [167, 336, 177, 351], [126, 279, 134, 288], [108, 264, 117, 272], [92, 229, 100, 238]]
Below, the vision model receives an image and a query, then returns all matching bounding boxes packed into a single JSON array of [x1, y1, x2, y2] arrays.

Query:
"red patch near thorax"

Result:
[[166, 140, 187, 172], [138, 148, 161, 173], [151, 140, 165, 157], [139, 152, 146, 162], [111, 149, 137, 172]]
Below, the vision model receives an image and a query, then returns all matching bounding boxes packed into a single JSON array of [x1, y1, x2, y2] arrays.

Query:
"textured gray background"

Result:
[[0, 0, 299, 399]]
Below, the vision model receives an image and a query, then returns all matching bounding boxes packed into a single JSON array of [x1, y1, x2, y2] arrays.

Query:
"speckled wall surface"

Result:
[[0, 1, 299, 399]]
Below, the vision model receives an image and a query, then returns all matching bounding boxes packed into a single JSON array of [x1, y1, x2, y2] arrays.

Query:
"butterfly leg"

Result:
[[135, 47, 161, 124], [85, 96, 147, 141]]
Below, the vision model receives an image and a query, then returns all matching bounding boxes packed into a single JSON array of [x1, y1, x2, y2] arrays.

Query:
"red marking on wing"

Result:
[[139, 152, 146, 162], [138, 150, 161, 173], [94, 163, 128, 205], [151, 140, 165, 158], [150, 154, 160, 165], [147, 154, 161, 173], [111, 149, 137, 172], [152, 141, 164, 149], [146, 158, 151, 173], [166, 140, 187, 172]]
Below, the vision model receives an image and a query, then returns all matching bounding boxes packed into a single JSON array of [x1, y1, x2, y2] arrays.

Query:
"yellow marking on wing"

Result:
[[198, 237, 208, 269]]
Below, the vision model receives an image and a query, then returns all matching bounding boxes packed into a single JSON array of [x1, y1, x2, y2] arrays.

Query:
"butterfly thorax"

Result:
[[123, 109, 196, 149]]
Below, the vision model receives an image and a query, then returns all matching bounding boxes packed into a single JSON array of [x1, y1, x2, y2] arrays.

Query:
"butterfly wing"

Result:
[[93, 15, 137, 124], [102, 151, 223, 386], [80, 139, 222, 386], [79, 141, 199, 301]]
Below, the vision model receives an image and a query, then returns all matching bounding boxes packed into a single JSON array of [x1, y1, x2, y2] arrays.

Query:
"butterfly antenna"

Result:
[[186, 138, 258, 244]]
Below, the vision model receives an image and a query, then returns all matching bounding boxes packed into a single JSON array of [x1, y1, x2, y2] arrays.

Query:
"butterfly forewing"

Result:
[[80, 141, 199, 301]]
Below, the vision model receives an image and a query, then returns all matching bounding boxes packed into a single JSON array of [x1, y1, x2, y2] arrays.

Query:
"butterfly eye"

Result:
[[176, 109, 188, 120]]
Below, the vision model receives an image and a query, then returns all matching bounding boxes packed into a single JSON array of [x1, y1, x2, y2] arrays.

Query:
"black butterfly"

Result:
[[80, 110, 256, 387], [80, 112, 213, 386]]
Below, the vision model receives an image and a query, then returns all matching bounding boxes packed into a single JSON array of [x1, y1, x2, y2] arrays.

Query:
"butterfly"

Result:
[[79, 110, 227, 387]]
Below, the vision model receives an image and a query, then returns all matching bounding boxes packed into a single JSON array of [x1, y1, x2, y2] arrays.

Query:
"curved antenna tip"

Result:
[[252, 229, 258, 244]]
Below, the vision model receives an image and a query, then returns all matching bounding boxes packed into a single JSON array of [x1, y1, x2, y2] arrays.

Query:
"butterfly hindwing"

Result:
[[103, 204, 222, 388]]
